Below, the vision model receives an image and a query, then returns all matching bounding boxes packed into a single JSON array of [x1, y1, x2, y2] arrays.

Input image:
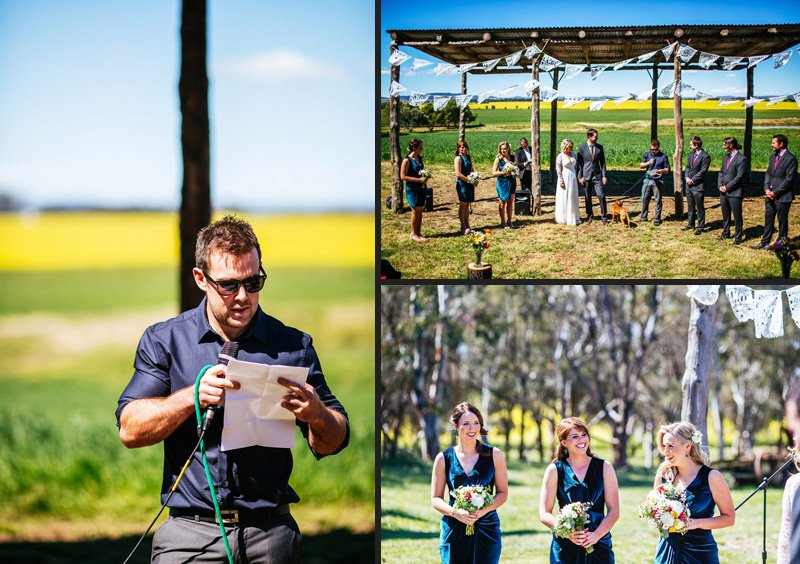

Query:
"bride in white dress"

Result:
[[554, 139, 581, 226]]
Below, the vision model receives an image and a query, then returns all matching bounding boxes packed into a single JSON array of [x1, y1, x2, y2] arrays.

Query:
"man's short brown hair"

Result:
[[195, 215, 262, 270]]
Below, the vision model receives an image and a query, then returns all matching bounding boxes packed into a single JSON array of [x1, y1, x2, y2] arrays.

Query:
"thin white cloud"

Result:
[[725, 73, 737, 78], [219, 49, 344, 80]]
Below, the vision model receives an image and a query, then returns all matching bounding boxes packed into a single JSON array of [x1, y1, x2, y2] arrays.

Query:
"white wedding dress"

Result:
[[554, 152, 581, 225]]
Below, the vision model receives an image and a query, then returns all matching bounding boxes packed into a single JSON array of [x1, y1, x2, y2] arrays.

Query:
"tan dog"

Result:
[[611, 199, 631, 227]]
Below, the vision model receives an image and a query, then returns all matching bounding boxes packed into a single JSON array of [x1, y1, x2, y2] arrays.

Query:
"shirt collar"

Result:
[[193, 296, 268, 345]]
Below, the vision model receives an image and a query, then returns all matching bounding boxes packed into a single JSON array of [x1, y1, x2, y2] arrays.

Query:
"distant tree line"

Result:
[[382, 100, 477, 133]]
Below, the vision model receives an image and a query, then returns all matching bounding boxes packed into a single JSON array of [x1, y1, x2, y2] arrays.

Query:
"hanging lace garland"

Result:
[[590, 99, 608, 111], [481, 58, 501, 72], [748, 55, 769, 68], [539, 55, 562, 72], [721, 57, 743, 70], [454, 94, 473, 109], [389, 50, 411, 66], [725, 285, 755, 321], [661, 42, 678, 61], [506, 50, 524, 66], [773, 51, 792, 69], [389, 81, 407, 97], [698, 52, 719, 69], [408, 92, 430, 107], [433, 95, 451, 111], [677, 44, 698, 63], [458, 63, 478, 74], [786, 286, 800, 329], [694, 91, 714, 102], [767, 96, 789, 106], [718, 99, 740, 107], [637, 50, 657, 63], [753, 290, 784, 339], [613, 58, 634, 71], [613, 93, 633, 105], [410, 58, 433, 72], [635, 88, 656, 102], [564, 64, 586, 79], [476, 90, 495, 104], [686, 285, 720, 305], [591, 65, 610, 80], [524, 45, 542, 59], [540, 88, 559, 103], [523, 79, 540, 96], [743, 98, 763, 109], [660, 81, 677, 97], [562, 96, 585, 107]]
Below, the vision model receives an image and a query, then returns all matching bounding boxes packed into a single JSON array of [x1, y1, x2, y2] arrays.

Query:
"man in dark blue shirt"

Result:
[[117, 215, 349, 563], [639, 139, 671, 226]]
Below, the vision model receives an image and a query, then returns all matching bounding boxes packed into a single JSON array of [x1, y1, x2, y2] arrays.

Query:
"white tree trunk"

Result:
[[681, 297, 718, 444]]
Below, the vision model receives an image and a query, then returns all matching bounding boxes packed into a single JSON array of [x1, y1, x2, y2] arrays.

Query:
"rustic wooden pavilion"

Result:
[[386, 24, 800, 215]]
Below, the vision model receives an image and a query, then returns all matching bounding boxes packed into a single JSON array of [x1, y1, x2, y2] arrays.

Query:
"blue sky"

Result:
[[0, 0, 373, 211], [381, 0, 800, 101]]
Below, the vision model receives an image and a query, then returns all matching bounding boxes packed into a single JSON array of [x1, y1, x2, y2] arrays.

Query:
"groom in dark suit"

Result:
[[755, 134, 797, 249], [682, 136, 711, 235], [576, 128, 608, 224], [515, 138, 533, 193], [717, 136, 748, 245]]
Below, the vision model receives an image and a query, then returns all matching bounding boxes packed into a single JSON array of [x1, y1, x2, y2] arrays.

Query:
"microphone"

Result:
[[200, 341, 240, 434]]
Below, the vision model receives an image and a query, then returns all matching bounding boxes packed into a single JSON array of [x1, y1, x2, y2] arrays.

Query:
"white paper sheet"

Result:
[[221, 358, 309, 451]]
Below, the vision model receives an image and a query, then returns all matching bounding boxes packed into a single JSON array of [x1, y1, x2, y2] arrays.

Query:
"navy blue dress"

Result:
[[439, 446, 501, 564], [654, 466, 719, 564], [456, 155, 475, 203], [550, 457, 614, 564], [495, 158, 516, 202], [404, 155, 427, 208]]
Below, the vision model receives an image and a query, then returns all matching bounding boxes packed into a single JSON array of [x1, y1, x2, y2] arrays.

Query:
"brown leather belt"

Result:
[[170, 504, 290, 524]]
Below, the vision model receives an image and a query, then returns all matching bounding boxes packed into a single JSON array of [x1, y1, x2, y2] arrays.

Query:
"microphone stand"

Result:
[[734, 456, 796, 564]]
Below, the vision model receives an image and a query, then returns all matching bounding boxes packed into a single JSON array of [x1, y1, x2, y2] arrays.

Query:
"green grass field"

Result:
[[0, 213, 375, 563], [381, 457, 784, 564]]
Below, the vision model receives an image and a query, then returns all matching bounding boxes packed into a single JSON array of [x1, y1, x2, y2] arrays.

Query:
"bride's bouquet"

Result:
[[450, 485, 494, 535], [553, 502, 595, 554], [419, 169, 432, 181], [638, 482, 691, 537], [466, 171, 481, 185], [503, 164, 520, 178]]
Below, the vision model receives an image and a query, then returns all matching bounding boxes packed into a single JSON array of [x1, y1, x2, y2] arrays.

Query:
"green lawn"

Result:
[[381, 458, 784, 564]]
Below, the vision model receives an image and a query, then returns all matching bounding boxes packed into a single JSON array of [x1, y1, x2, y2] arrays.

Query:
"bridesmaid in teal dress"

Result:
[[540, 417, 620, 563], [432, 402, 508, 564], [400, 138, 427, 242], [492, 141, 517, 228], [653, 422, 735, 564]]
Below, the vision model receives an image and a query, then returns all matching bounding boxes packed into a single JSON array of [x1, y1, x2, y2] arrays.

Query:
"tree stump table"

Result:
[[467, 262, 492, 279]]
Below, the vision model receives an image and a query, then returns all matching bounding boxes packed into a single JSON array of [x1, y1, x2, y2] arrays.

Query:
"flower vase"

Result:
[[474, 249, 484, 267]]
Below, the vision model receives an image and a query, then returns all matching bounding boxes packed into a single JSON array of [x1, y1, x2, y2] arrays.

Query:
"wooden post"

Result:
[[531, 58, 542, 215], [549, 68, 560, 185], [744, 66, 754, 178], [459, 72, 467, 141], [389, 41, 404, 213], [650, 63, 658, 142], [673, 56, 684, 218]]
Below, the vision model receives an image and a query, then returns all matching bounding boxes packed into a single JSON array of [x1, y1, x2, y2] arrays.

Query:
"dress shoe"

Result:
[[586, 216, 593, 223], [733, 238, 744, 245], [694, 229, 703, 236], [640, 217, 650, 222], [752, 242, 767, 250], [682, 225, 693, 231], [602, 217, 608, 225], [719, 233, 730, 240], [654, 219, 662, 226]]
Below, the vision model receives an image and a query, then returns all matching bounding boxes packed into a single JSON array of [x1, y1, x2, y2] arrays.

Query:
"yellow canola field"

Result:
[[0, 211, 374, 271], [471, 100, 800, 110]]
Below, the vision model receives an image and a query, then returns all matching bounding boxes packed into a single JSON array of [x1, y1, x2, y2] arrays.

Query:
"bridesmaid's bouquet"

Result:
[[638, 483, 691, 537], [419, 169, 433, 181], [553, 502, 595, 554], [503, 164, 520, 178], [450, 485, 494, 535], [466, 171, 481, 185]]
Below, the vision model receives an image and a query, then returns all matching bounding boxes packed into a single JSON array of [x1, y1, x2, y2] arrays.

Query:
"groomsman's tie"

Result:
[[590, 145, 595, 161], [775, 153, 781, 171], [725, 154, 732, 171]]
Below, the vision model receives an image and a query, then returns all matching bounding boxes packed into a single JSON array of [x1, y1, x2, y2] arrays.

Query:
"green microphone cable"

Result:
[[123, 364, 234, 564]]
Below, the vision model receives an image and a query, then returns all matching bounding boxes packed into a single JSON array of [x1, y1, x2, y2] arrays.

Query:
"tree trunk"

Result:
[[530, 58, 542, 215], [389, 42, 404, 213], [459, 73, 467, 141], [179, 0, 211, 312], [681, 297, 717, 443], [672, 56, 684, 219], [549, 68, 560, 183]]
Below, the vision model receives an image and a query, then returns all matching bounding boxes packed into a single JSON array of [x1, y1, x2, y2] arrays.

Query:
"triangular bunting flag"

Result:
[[433, 96, 451, 111], [505, 50, 523, 66], [591, 65, 610, 80], [408, 93, 430, 107], [562, 96, 585, 107], [637, 51, 657, 63], [725, 285, 755, 321], [677, 44, 698, 63], [482, 58, 501, 72], [410, 58, 434, 71], [613, 93, 633, 105], [458, 63, 478, 74], [433, 63, 458, 76], [564, 64, 586, 79], [793, 91, 800, 107], [389, 50, 411, 66], [687, 285, 720, 305], [773, 51, 792, 69], [539, 54, 562, 72], [698, 52, 719, 69], [661, 42, 677, 61], [477, 90, 495, 104], [495, 84, 518, 97], [455, 94, 474, 109], [743, 97, 763, 108], [540, 88, 559, 103], [766, 96, 788, 106], [660, 81, 677, 97], [753, 290, 784, 338], [389, 81, 407, 97], [635, 88, 656, 102], [523, 79, 540, 96], [613, 58, 634, 71], [748, 55, 769, 68], [787, 286, 800, 329], [721, 57, 743, 70], [718, 99, 740, 107], [589, 99, 608, 111], [677, 81, 696, 98], [694, 91, 713, 102], [524, 45, 542, 59]]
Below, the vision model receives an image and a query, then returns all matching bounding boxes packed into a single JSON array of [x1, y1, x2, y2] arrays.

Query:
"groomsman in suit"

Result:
[[639, 139, 670, 226], [683, 136, 711, 235], [718, 136, 748, 245], [755, 134, 797, 249], [515, 138, 533, 193], [576, 128, 608, 224]]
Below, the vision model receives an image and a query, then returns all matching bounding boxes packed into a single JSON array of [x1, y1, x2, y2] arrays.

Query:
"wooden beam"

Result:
[[651, 63, 658, 142], [459, 73, 467, 141], [549, 68, 560, 186], [389, 43, 404, 213], [744, 65, 754, 177], [673, 56, 684, 219]]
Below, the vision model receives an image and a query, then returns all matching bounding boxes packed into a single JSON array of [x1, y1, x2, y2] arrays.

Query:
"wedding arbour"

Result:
[[385, 24, 800, 216]]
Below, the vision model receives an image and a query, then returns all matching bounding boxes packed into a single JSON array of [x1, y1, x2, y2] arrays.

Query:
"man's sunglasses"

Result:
[[203, 265, 267, 296]]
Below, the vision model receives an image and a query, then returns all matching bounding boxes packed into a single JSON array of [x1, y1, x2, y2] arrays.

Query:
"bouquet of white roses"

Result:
[[419, 169, 433, 181], [503, 164, 520, 178], [638, 482, 691, 538], [553, 502, 595, 554], [450, 484, 494, 535], [466, 171, 481, 185]]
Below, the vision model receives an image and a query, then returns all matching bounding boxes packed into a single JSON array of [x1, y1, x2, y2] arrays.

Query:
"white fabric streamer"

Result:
[[637, 51, 657, 63], [767, 96, 788, 106], [698, 52, 719, 69], [495, 85, 518, 97], [748, 55, 769, 68], [562, 96, 585, 107], [540, 87, 559, 103], [753, 290, 784, 339], [660, 81, 677, 97], [718, 99, 740, 107], [458, 63, 478, 74], [564, 64, 586, 79], [433, 63, 458, 76], [773, 51, 792, 69], [743, 98, 763, 109], [613, 58, 634, 71], [786, 286, 800, 329], [523, 79, 540, 96], [408, 92, 430, 107], [677, 44, 698, 63], [477, 90, 495, 104], [725, 285, 755, 322], [482, 58, 501, 72], [590, 99, 608, 111], [454, 94, 473, 109], [506, 50, 524, 66], [613, 93, 633, 105], [433, 95, 451, 111], [389, 81, 407, 97], [686, 285, 720, 305], [794, 91, 800, 108], [410, 58, 434, 71], [591, 65, 610, 80], [524, 45, 542, 59], [721, 57, 743, 70], [389, 50, 411, 66], [635, 88, 656, 102], [661, 42, 677, 61], [539, 54, 562, 71], [694, 91, 714, 102]]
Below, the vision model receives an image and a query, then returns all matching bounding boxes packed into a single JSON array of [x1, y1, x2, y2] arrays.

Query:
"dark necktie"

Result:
[[692, 153, 697, 166], [726, 154, 732, 171], [590, 145, 595, 161], [775, 153, 781, 171]]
